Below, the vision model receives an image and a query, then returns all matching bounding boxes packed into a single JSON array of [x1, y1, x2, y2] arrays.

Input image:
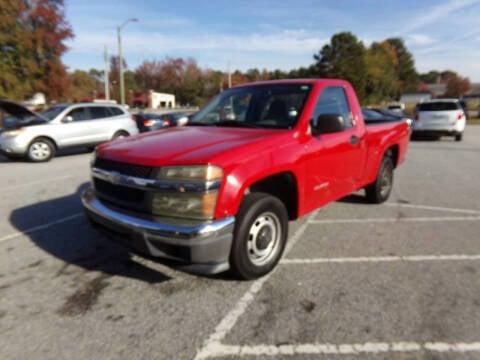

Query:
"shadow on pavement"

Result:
[[9, 182, 171, 284]]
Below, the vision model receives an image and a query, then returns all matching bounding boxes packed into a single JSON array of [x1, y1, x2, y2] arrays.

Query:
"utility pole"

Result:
[[104, 45, 110, 100], [117, 18, 138, 105], [227, 61, 232, 88]]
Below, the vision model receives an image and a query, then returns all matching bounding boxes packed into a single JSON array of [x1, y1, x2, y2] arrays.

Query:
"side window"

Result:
[[88, 106, 110, 119], [108, 107, 124, 116], [313, 86, 353, 129], [67, 108, 87, 121]]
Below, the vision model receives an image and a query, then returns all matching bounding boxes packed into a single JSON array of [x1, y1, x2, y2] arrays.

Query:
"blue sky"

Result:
[[62, 0, 480, 82]]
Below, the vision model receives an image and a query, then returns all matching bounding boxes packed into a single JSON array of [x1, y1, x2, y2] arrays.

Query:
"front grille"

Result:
[[94, 158, 155, 213], [94, 158, 154, 178], [94, 178, 145, 203]]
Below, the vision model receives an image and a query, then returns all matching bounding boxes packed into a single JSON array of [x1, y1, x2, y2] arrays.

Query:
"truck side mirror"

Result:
[[311, 113, 345, 136], [62, 115, 73, 123]]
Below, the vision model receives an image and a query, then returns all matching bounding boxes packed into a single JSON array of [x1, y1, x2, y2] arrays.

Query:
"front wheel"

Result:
[[27, 138, 55, 162], [230, 193, 288, 280], [365, 155, 394, 203]]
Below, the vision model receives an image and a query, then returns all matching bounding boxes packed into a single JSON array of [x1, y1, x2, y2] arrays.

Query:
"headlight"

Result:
[[153, 165, 223, 220], [153, 192, 218, 220], [2, 129, 24, 138], [157, 165, 223, 181]]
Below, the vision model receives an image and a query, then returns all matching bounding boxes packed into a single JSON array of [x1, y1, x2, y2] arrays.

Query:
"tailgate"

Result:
[[419, 110, 458, 127]]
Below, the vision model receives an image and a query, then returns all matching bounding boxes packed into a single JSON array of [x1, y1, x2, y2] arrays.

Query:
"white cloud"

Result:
[[403, 0, 480, 33], [407, 34, 437, 46]]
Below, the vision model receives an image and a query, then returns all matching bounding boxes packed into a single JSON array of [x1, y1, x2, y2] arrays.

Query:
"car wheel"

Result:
[[230, 192, 288, 280], [27, 138, 55, 162], [455, 133, 463, 141], [111, 131, 128, 140], [365, 155, 394, 204]]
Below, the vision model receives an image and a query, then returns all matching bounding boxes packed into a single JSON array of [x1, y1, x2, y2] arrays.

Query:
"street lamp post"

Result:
[[117, 18, 138, 105]]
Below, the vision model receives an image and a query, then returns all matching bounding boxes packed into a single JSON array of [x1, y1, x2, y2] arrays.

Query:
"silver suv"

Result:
[[413, 99, 466, 141], [0, 100, 139, 161]]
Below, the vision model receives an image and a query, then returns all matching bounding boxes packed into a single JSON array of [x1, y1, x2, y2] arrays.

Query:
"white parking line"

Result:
[[0, 213, 83, 244], [197, 341, 480, 357], [282, 254, 480, 265], [0, 175, 73, 192], [309, 216, 480, 224], [385, 202, 480, 215]]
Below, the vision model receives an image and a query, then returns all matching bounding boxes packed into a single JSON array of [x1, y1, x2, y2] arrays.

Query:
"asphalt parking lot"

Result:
[[1, 126, 480, 360]]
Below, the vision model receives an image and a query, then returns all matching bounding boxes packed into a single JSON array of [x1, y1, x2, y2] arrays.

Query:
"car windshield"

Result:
[[41, 105, 68, 120], [189, 83, 312, 129]]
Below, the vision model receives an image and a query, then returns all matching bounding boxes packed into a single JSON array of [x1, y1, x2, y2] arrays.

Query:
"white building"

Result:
[[148, 91, 175, 109]]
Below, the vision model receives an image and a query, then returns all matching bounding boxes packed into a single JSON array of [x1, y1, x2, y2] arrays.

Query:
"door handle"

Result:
[[350, 135, 360, 146]]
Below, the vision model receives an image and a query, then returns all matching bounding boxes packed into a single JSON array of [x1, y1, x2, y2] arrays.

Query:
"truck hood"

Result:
[[96, 125, 286, 166], [0, 99, 48, 128]]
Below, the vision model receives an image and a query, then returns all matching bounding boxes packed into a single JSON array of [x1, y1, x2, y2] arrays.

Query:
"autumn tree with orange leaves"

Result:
[[0, 0, 73, 102]]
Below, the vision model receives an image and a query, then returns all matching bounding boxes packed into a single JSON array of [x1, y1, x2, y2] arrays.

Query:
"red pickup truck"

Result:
[[82, 79, 410, 279]]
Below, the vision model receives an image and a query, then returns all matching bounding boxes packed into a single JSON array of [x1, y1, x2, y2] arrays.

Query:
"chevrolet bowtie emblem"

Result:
[[107, 171, 122, 185]]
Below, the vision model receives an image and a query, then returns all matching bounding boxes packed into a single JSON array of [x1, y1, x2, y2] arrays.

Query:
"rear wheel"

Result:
[[27, 138, 55, 162], [111, 131, 128, 141], [365, 155, 394, 204], [455, 133, 463, 141], [230, 192, 288, 280]]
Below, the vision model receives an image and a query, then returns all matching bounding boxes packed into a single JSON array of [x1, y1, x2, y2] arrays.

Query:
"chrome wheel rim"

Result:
[[29, 142, 51, 161], [380, 162, 393, 198], [247, 211, 282, 266]]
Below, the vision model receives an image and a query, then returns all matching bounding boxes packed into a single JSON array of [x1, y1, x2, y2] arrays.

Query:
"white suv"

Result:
[[0, 100, 139, 161], [413, 99, 466, 141]]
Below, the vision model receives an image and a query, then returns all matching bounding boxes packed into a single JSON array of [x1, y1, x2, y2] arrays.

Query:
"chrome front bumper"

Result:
[[81, 187, 235, 274]]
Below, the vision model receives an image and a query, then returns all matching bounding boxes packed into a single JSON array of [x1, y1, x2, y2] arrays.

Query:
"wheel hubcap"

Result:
[[247, 212, 281, 266], [30, 142, 51, 160], [380, 163, 393, 197]]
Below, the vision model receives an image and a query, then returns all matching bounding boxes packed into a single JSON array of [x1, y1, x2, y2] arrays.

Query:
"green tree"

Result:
[[364, 42, 397, 104], [313, 32, 367, 101], [419, 70, 441, 84], [384, 38, 419, 94], [269, 69, 289, 80], [287, 65, 317, 79], [0, 0, 73, 101], [69, 69, 101, 101]]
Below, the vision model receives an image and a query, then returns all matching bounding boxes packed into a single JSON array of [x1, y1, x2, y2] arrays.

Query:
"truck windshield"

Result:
[[189, 84, 312, 129]]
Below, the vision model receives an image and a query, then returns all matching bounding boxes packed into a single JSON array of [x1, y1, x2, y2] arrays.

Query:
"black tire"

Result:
[[111, 131, 129, 141], [365, 155, 394, 204], [455, 133, 463, 141], [230, 192, 288, 280], [26, 138, 55, 162]]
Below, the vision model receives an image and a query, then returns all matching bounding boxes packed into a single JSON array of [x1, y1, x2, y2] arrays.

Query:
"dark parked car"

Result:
[[134, 112, 189, 132], [362, 108, 413, 128]]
